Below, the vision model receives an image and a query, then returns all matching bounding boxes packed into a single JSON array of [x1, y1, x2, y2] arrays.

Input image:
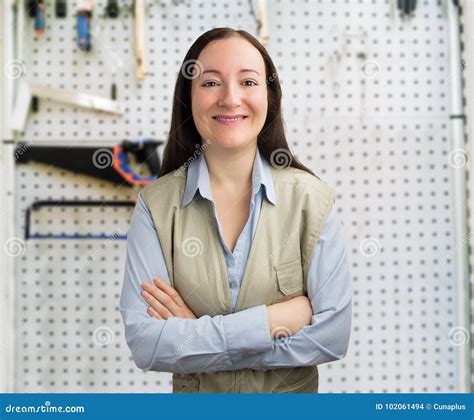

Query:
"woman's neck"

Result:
[[204, 144, 256, 191]]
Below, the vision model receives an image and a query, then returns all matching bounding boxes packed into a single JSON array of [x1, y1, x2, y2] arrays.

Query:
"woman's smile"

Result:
[[212, 114, 249, 126]]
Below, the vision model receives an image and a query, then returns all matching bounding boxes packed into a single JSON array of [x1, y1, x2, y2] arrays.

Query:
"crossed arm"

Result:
[[141, 277, 313, 339], [118, 194, 352, 374]]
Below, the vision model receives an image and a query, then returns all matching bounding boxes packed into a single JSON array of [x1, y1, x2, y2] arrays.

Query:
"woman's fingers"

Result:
[[141, 278, 196, 319], [153, 277, 187, 307], [152, 278, 197, 319], [147, 306, 162, 320], [142, 280, 181, 315], [141, 287, 174, 318]]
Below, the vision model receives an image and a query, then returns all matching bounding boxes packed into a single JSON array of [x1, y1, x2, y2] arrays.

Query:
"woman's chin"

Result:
[[207, 136, 254, 150]]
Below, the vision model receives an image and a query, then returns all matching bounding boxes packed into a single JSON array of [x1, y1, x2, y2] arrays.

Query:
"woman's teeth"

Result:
[[214, 116, 245, 121]]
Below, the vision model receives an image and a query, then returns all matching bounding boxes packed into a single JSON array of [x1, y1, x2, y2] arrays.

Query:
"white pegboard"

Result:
[[13, 162, 174, 392], [10, 0, 466, 393], [461, 0, 474, 391]]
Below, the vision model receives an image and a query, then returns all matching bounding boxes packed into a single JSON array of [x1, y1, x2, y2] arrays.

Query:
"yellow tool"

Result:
[[134, 0, 147, 80]]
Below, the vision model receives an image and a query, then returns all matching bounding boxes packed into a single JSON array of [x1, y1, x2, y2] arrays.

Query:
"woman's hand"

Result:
[[141, 277, 197, 320], [266, 295, 313, 338]]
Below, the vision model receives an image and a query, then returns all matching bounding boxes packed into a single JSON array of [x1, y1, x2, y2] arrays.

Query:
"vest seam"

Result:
[[302, 189, 336, 279]]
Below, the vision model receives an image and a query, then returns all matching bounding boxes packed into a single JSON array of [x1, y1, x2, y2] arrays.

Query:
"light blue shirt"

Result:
[[119, 148, 352, 374]]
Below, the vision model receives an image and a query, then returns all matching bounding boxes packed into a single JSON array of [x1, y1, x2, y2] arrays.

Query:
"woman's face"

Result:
[[191, 37, 268, 151]]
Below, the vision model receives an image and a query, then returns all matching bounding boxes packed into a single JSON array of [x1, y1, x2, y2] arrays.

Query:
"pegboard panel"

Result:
[[19, 0, 451, 142], [20, 0, 260, 141], [12, 0, 465, 393], [13, 162, 172, 392], [306, 118, 458, 392], [459, 1, 474, 391]]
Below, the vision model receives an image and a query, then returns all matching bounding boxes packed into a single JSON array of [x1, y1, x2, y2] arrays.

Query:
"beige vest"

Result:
[[141, 163, 335, 393]]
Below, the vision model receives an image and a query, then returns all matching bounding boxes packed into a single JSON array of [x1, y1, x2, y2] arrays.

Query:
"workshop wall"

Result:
[[10, 0, 466, 393]]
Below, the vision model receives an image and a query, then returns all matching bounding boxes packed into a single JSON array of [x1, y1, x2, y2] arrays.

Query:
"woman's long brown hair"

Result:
[[159, 27, 317, 178]]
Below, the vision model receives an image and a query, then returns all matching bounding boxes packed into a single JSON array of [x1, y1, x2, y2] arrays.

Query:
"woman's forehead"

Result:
[[197, 38, 265, 71]]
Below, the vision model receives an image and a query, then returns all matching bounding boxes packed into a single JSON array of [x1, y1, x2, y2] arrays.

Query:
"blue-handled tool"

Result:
[[26, 0, 45, 35], [77, 0, 94, 51], [34, 0, 45, 35]]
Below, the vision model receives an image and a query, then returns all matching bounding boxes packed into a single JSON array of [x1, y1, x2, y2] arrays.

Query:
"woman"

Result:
[[119, 27, 352, 393]]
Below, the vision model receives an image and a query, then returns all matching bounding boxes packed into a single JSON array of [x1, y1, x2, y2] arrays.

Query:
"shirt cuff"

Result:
[[223, 304, 274, 355]]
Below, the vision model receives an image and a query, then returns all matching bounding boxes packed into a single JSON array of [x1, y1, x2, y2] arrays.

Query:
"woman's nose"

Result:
[[218, 84, 242, 108]]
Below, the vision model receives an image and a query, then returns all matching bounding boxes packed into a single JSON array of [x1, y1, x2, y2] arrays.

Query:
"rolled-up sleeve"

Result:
[[118, 193, 273, 374]]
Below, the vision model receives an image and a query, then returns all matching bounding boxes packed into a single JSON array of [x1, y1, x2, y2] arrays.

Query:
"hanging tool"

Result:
[[113, 140, 163, 185], [27, 0, 45, 36], [106, 0, 119, 18], [77, 0, 94, 50], [396, 0, 417, 16], [11, 81, 124, 134], [27, 0, 37, 17], [249, 0, 268, 47], [24, 200, 134, 240], [55, 0, 67, 17], [34, 0, 45, 35], [255, 0, 268, 47], [134, 0, 148, 80], [111, 73, 118, 100], [14, 140, 163, 186]]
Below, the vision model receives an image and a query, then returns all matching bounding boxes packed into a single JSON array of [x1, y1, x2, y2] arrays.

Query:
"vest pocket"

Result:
[[275, 259, 304, 296]]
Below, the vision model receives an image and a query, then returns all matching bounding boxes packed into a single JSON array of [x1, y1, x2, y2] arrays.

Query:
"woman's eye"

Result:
[[201, 80, 257, 87], [202, 81, 220, 87]]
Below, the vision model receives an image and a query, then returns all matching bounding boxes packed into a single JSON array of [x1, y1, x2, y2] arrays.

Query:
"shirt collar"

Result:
[[182, 147, 277, 208]]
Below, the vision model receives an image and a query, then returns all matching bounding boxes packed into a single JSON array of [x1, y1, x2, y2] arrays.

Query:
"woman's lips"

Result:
[[212, 116, 248, 126]]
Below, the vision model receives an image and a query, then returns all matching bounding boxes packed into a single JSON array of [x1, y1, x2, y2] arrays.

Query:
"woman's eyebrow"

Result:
[[201, 69, 261, 76]]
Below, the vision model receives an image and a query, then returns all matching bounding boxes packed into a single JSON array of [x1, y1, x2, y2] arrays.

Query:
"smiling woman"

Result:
[[119, 27, 353, 394], [191, 36, 268, 154]]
